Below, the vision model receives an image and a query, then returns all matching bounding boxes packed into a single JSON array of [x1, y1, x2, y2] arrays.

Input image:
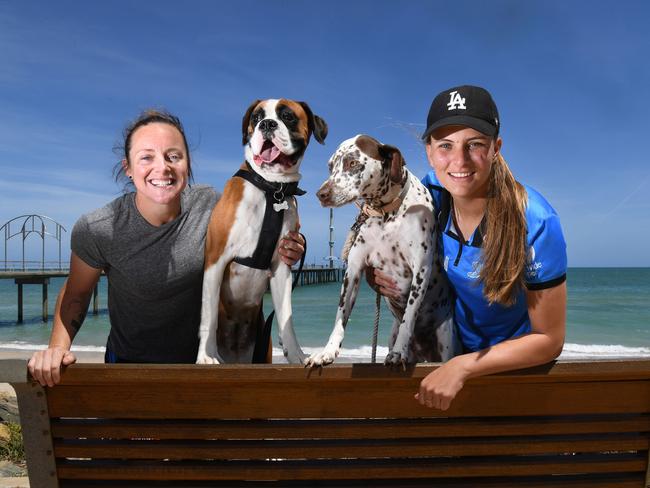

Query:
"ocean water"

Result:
[[0, 268, 648, 360]]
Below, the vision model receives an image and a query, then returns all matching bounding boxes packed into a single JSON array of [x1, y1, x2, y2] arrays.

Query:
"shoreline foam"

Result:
[[0, 342, 647, 363]]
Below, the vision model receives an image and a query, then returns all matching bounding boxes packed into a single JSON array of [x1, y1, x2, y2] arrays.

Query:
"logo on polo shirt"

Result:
[[525, 246, 543, 279], [467, 261, 482, 280], [447, 91, 466, 110]]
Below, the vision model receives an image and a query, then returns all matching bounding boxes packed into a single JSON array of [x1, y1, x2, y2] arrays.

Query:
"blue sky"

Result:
[[1, 1, 649, 267]]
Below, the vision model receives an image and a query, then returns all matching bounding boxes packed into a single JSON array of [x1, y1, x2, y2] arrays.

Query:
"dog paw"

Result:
[[305, 349, 337, 368], [284, 348, 307, 365], [384, 351, 408, 371], [196, 352, 220, 364]]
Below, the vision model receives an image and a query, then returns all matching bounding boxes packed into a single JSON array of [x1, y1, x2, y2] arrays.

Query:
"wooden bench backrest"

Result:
[[4, 359, 650, 487]]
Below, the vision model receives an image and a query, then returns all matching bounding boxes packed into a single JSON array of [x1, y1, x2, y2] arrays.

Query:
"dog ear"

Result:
[[242, 99, 262, 145], [298, 101, 328, 144], [379, 144, 405, 184]]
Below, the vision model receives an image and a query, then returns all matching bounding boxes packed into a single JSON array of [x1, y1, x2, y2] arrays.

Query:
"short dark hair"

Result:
[[113, 109, 193, 191]]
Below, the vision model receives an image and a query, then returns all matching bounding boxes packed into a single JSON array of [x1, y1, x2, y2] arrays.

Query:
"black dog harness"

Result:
[[233, 163, 306, 270]]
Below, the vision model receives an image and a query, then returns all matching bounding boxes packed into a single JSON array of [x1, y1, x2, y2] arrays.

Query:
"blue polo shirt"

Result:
[[422, 171, 567, 352]]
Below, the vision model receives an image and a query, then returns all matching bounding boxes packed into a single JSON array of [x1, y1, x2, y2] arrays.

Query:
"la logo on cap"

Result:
[[447, 90, 466, 110]]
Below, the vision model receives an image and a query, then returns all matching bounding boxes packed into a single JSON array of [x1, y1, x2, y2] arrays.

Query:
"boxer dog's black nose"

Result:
[[259, 119, 278, 134]]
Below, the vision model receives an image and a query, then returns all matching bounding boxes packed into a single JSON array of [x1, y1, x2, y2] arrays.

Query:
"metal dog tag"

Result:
[[273, 200, 289, 212]]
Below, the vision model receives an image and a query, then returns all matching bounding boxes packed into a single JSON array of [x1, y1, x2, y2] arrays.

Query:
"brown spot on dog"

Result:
[[241, 99, 263, 145], [384, 145, 405, 184], [356, 135, 383, 160], [204, 175, 246, 267], [355, 134, 405, 183], [340, 275, 349, 308], [343, 157, 363, 173], [280, 99, 328, 144], [279, 99, 310, 142]]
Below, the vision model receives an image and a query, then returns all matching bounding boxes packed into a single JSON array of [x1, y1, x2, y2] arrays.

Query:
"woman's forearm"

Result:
[[453, 330, 564, 381], [49, 279, 92, 349], [417, 329, 563, 410]]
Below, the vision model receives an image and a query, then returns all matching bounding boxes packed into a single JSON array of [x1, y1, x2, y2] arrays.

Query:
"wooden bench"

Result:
[[1, 358, 649, 487]]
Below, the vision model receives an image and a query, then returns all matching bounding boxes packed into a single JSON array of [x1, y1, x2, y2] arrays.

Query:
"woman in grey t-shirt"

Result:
[[28, 109, 304, 386]]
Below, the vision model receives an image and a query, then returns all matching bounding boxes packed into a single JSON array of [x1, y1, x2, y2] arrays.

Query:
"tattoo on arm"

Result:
[[64, 299, 89, 336], [69, 315, 86, 334]]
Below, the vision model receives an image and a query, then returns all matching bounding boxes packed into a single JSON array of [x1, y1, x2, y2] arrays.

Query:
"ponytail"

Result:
[[479, 153, 528, 306]]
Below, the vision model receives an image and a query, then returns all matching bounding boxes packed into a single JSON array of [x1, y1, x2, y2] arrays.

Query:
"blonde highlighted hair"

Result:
[[479, 153, 528, 306]]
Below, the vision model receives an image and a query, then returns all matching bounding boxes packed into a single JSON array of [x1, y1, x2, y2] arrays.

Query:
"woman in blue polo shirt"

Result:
[[374, 85, 567, 410]]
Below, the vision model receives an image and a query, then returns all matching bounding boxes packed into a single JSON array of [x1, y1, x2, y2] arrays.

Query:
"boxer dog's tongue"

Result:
[[261, 145, 280, 162], [254, 140, 280, 165]]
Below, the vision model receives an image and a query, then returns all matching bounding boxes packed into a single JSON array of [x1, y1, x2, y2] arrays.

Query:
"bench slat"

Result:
[[46, 380, 650, 418], [52, 433, 649, 459], [55, 452, 649, 480], [57, 472, 647, 488], [50, 414, 650, 440], [51, 360, 650, 384]]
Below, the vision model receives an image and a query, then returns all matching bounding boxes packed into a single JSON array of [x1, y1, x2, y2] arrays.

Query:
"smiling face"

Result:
[[123, 122, 189, 220], [425, 125, 501, 202]]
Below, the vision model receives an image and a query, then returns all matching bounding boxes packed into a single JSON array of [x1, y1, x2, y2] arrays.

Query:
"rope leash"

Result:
[[371, 291, 381, 363]]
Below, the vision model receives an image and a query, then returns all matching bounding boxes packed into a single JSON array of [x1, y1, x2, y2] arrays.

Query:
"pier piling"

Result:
[[43, 279, 48, 322], [15, 277, 50, 323], [93, 283, 99, 315], [17, 282, 22, 323]]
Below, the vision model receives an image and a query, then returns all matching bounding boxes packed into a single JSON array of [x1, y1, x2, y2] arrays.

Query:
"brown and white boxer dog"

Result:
[[306, 135, 459, 368], [196, 99, 327, 364]]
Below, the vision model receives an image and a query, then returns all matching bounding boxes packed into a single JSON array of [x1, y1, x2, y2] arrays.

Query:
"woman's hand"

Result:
[[415, 356, 469, 410], [28, 347, 77, 387], [414, 282, 567, 411], [365, 268, 402, 299], [278, 231, 305, 266]]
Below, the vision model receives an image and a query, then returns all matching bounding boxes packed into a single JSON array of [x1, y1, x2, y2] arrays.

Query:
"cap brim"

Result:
[[421, 115, 497, 141]]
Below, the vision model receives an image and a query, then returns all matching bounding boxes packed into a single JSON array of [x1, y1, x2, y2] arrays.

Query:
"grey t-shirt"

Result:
[[71, 185, 219, 363]]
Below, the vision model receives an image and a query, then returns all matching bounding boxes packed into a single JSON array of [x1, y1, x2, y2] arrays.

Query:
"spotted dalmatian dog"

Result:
[[306, 135, 460, 368]]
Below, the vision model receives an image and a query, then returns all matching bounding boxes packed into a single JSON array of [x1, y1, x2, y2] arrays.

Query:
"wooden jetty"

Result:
[[0, 267, 342, 324], [0, 270, 100, 323], [295, 266, 342, 286]]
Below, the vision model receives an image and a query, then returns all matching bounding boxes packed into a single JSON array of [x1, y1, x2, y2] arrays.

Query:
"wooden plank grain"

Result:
[[55, 453, 648, 481], [46, 379, 650, 419], [56, 472, 647, 488], [52, 433, 649, 460], [52, 359, 650, 385], [50, 414, 650, 440]]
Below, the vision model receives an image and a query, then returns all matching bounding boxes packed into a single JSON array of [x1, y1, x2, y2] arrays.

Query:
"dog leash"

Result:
[[372, 291, 381, 363], [251, 234, 307, 363]]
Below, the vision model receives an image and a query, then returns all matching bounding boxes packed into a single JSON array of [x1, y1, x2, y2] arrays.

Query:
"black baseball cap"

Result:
[[421, 85, 500, 141]]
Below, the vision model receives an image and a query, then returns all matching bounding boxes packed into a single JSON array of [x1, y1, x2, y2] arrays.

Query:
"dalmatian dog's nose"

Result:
[[259, 119, 278, 136], [316, 183, 332, 203]]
